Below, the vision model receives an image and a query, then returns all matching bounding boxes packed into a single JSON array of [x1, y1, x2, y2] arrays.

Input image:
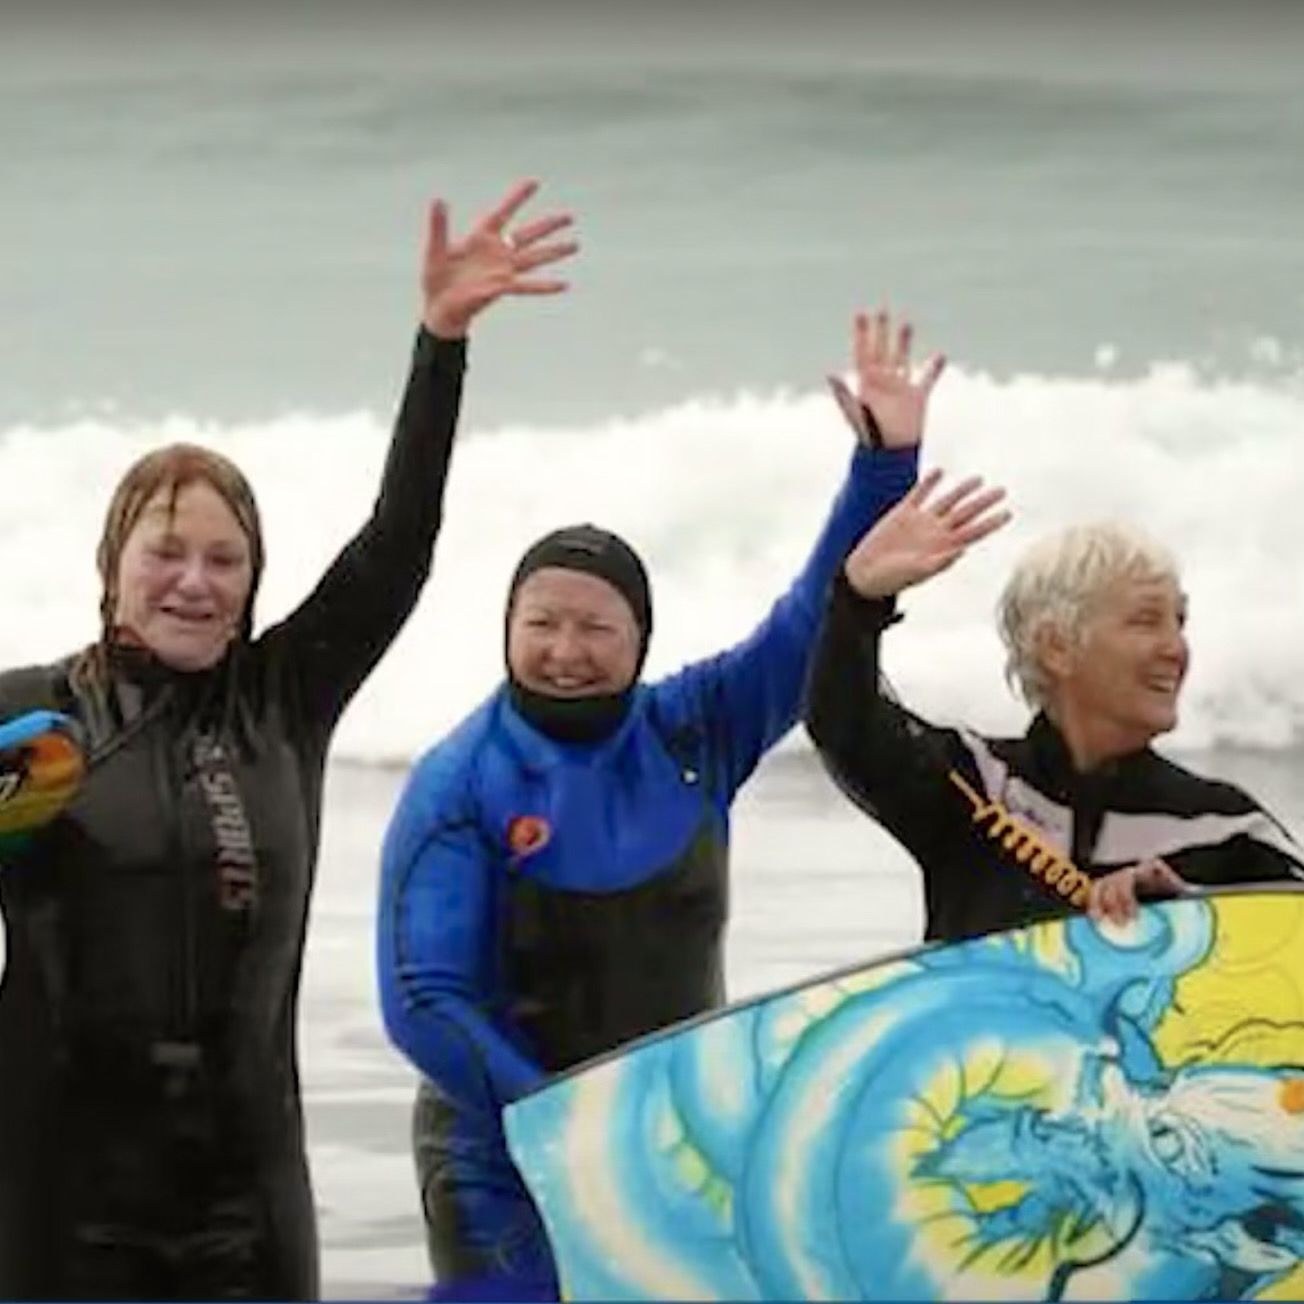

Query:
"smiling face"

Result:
[[507, 567, 641, 699], [112, 480, 255, 671], [1041, 571, 1189, 765]]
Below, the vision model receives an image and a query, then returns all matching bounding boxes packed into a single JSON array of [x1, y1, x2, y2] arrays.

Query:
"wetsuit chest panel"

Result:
[[33, 708, 312, 1057], [42, 737, 181, 1039], [492, 713, 729, 1075], [489, 726, 713, 894], [923, 848, 1062, 943], [929, 730, 1289, 941], [928, 750, 1088, 941], [502, 819, 728, 1073]]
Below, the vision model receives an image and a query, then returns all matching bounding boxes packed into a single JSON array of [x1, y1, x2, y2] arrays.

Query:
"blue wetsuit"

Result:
[[377, 441, 916, 1299]]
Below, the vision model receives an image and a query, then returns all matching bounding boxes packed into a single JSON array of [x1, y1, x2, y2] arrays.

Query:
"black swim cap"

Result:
[[506, 524, 653, 648]]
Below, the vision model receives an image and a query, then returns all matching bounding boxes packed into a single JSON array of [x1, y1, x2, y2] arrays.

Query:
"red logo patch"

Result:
[[507, 815, 551, 858]]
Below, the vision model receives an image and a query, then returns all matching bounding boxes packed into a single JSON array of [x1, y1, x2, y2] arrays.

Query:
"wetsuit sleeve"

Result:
[[0, 668, 63, 721], [379, 775, 546, 1120], [268, 328, 466, 726], [1171, 817, 1304, 886], [803, 572, 964, 865], [658, 443, 918, 797]]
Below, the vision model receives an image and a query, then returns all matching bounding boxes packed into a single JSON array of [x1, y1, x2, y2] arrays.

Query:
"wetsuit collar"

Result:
[[507, 679, 634, 746], [1026, 711, 1154, 794], [497, 681, 648, 768], [106, 632, 238, 686], [105, 639, 243, 733]]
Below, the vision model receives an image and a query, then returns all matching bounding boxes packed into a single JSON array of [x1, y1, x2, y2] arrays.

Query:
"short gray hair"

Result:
[[997, 521, 1179, 708]]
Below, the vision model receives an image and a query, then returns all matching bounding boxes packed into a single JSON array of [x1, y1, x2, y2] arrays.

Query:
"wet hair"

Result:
[[69, 444, 264, 702], [997, 521, 1179, 709], [94, 442, 264, 642]]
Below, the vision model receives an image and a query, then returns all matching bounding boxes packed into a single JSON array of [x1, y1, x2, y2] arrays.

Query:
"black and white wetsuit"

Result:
[[805, 575, 1304, 943]]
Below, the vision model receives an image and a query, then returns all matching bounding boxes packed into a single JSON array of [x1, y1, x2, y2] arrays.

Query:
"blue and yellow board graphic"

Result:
[[505, 888, 1304, 1301], [0, 710, 84, 860]]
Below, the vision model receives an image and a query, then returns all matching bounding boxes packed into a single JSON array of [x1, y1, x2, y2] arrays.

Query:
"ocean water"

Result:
[[2, 3, 1303, 1294]]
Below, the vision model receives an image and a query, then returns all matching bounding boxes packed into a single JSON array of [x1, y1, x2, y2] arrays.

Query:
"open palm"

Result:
[[423, 179, 578, 338], [829, 307, 946, 449], [844, 469, 1010, 599]]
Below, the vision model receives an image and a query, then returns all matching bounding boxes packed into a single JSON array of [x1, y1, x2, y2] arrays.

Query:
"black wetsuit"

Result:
[[805, 576, 1304, 943], [0, 328, 465, 1300]]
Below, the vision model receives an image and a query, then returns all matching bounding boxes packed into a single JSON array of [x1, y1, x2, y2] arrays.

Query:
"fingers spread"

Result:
[[930, 475, 984, 518], [482, 178, 540, 234], [923, 478, 1011, 549], [509, 212, 574, 248], [425, 199, 449, 261], [948, 485, 1007, 530], [906, 467, 946, 508], [919, 352, 947, 393], [911, 473, 1011, 538], [507, 278, 570, 297], [955, 507, 1012, 547], [869, 306, 889, 366], [515, 240, 580, 272], [891, 320, 913, 374], [853, 311, 872, 377]]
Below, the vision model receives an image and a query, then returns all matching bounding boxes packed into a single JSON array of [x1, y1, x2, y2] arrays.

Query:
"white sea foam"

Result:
[[3, 361, 1302, 759]]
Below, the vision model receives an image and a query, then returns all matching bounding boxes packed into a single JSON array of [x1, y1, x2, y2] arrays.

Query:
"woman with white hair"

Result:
[[804, 477, 1304, 941]]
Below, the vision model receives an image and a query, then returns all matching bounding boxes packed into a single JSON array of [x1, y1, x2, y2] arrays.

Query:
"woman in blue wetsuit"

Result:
[[377, 308, 943, 1300]]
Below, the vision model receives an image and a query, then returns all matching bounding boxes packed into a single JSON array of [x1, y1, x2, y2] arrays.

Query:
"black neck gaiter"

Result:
[[507, 680, 634, 746]]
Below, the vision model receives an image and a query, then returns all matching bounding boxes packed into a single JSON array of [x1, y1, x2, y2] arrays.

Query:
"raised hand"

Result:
[[422, 179, 578, 339], [828, 306, 946, 449], [843, 469, 1010, 599]]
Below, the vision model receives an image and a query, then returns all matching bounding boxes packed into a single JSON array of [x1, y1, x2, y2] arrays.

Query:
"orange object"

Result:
[[507, 815, 551, 858], [0, 715, 85, 843], [1281, 1077, 1304, 1115]]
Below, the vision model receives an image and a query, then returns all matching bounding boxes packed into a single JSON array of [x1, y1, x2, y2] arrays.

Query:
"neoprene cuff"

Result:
[[415, 326, 468, 371], [831, 569, 902, 631]]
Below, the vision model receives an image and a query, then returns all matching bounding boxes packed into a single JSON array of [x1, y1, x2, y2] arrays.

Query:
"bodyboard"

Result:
[[505, 885, 1304, 1301], [0, 710, 85, 859]]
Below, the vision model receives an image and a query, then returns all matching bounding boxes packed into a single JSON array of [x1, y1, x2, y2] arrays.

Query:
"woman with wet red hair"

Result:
[[0, 180, 576, 1301]]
